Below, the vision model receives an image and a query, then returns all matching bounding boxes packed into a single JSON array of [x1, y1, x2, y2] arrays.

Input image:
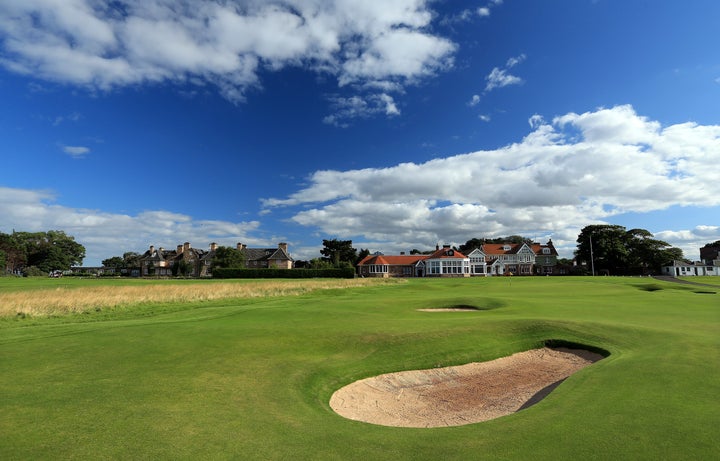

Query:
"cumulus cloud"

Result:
[[0, 187, 265, 265], [0, 0, 455, 121], [264, 105, 720, 256], [468, 94, 481, 106]]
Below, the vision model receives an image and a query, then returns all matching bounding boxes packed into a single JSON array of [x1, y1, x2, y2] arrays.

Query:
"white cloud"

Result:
[[506, 53, 526, 68], [482, 53, 526, 92], [479, 114, 491, 122], [477, 7, 491, 17], [62, 145, 90, 158], [0, 0, 456, 117], [0, 187, 265, 265], [485, 67, 522, 91], [468, 94, 481, 106], [264, 105, 720, 255], [323, 93, 400, 126]]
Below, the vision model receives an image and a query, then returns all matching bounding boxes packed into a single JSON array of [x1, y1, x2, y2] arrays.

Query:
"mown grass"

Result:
[[679, 276, 720, 287], [0, 276, 718, 460]]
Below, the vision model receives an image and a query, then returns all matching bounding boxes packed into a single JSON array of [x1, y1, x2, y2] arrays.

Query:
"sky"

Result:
[[1, 0, 719, 266]]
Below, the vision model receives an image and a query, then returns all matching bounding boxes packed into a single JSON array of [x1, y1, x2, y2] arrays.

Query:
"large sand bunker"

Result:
[[330, 347, 604, 428]]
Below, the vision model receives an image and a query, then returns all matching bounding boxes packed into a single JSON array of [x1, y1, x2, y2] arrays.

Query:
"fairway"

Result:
[[1, 277, 718, 460]]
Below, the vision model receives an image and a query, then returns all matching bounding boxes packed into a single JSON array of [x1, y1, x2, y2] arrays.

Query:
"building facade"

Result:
[[357, 241, 558, 278]]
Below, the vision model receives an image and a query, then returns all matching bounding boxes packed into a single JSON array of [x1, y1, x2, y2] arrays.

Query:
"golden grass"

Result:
[[1, 279, 403, 317]]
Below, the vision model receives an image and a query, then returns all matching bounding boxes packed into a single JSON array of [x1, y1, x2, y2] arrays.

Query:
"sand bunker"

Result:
[[330, 347, 603, 428]]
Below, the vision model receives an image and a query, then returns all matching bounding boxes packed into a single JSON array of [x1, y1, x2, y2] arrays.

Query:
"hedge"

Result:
[[212, 267, 356, 279]]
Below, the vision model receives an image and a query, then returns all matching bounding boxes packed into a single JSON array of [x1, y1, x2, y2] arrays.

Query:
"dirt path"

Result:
[[330, 347, 603, 428]]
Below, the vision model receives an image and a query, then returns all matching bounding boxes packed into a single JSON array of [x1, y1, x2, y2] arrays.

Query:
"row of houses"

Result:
[[66, 242, 295, 277], [136, 242, 294, 277], [357, 240, 560, 278]]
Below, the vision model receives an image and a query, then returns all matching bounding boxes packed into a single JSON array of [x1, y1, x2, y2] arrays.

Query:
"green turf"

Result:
[[1, 277, 718, 460], [679, 276, 720, 287]]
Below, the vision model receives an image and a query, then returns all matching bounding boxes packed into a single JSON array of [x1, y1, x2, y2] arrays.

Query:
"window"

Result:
[[428, 260, 441, 274], [542, 248, 551, 255], [369, 265, 388, 273]]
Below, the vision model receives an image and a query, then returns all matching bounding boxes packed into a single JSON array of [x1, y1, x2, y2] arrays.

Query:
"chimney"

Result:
[[210, 242, 217, 251], [436, 243, 440, 251], [278, 242, 288, 253], [400, 251, 405, 255], [183, 242, 191, 252], [237, 243, 247, 250], [177, 244, 184, 254], [149, 245, 155, 254]]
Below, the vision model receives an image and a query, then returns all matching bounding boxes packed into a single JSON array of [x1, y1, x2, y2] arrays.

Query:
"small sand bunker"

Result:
[[330, 347, 603, 428]]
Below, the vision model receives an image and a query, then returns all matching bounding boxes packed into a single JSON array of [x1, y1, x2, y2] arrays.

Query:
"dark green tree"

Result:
[[0, 232, 26, 273], [320, 239, 357, 267], [356, 248, 371, 264], [211, 246, 245, 269], [102, 256, 125, 272], [576, 225, 682, 275], [123, 252, 141, 270], [13, 230, 85, 272], [575, 225, 628, 275]]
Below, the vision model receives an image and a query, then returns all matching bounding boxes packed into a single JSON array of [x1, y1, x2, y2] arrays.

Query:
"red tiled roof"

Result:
[[358, 254, 426, 266], [426, 247, 468, 259], [481, 243, 521, 255]]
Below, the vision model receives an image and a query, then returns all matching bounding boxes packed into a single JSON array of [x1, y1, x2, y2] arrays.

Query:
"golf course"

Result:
[[1, 276, 718, 460]]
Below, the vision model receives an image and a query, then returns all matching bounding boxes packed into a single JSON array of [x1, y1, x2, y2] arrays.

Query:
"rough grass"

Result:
[[0, 278, 402, 317]]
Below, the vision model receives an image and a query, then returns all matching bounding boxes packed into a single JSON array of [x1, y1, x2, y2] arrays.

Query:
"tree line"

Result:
[[0, 230, 86, 276], [1, 226, 702, 277]]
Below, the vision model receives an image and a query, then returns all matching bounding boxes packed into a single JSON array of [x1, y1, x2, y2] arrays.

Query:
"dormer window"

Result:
[[542, 248, 551, 255], [503, 245, 511, 251]]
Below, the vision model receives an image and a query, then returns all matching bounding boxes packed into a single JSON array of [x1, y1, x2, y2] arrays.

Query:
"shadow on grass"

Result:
[[418, 297, 507, 311]]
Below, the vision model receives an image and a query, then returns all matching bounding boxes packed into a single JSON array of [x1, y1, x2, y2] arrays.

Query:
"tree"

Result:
[[102, 256, 125, 272], [7, 230, 85, 273], [123, 252, 141, 270], [625, 229, 682, 274], [211, 246, 245, 269], [357, 248, 371, 263], [0, 249, 6, 274], [0, 232, 26, 273], [575, 225, 628, 275], [309, 258, 334, 269], [320, 239, 357, 267], [575, 225, 683, 275]]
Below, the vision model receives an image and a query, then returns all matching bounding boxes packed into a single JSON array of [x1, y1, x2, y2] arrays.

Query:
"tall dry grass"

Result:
[[1, 279, 402, 317]]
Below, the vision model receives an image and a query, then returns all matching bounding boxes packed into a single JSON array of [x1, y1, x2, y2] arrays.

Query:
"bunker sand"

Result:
[[330, 347, 603, 428]]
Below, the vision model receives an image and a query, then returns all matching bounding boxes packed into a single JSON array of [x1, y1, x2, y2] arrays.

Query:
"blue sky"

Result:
[[1, 0, 718, 266]]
